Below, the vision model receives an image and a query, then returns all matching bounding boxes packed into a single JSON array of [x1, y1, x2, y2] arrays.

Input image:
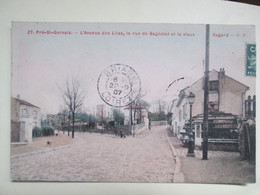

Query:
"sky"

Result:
[[12, 22, 256, 114]]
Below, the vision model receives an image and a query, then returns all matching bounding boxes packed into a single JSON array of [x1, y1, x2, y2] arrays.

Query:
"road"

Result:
[[11, 125, 176, 182]]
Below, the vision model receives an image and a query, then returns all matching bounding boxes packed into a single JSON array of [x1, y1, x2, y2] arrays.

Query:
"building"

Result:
[[123, 104, 149, 126], [11, 97, 41, 143], [123, 104, 149, 135], [171, 68, 249, 148], [95, 104, 114, 129], [44, 114, 62, 128], [96, 104, 113, 122]]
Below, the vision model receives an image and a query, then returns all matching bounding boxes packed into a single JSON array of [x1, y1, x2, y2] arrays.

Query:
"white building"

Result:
[[171, 68, 249, 147], [96, 104, 113, 122], [11, 97, 41, 143], [123, 104, 149, 127]]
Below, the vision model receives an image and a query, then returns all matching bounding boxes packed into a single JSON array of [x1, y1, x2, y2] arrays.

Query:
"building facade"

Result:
[[96, 104, 113, 122], [44, 114, 62, 128], [123, 104, 149, 126], [171, 68, 249, 147], [11, 97, 41, 143]]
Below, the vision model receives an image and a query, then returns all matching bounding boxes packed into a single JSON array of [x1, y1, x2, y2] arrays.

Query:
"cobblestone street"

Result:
[[11, 125, 255, 184], [11, 126, 175, 182]]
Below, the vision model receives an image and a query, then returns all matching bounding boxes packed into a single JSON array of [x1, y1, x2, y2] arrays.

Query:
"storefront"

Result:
[[193, 112, 238, 151]]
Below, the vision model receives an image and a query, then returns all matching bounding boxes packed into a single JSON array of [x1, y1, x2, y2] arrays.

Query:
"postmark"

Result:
[[97, 64, 141, 107]]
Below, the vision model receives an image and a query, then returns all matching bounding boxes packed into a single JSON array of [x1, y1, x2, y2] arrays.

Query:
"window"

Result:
[[33, 110, 37, 119], [209, 101, 219, 112], [182, 104, 186, 120], [179, 110, 182, 122], [21, 108, 28, 117], [209, 80, 219, 91], [196, 125, 201, 138]]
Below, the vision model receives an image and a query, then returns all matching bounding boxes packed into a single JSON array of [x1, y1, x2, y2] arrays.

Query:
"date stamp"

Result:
[[97, 64, 141, 107]]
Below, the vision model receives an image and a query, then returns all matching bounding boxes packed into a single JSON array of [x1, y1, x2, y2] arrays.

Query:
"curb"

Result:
[[165, 129, 185, 183]]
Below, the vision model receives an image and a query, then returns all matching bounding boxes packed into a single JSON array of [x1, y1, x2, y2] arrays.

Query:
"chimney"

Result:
[[219, 68, 225, 75], [17, 94, 20, 99]]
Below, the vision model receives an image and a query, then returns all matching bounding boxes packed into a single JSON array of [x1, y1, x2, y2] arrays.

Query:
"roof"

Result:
[[190, 69, 249, 90], [175, 68, 249, 101], [176, 88, 188, 107], [13, 97, 40, 108]]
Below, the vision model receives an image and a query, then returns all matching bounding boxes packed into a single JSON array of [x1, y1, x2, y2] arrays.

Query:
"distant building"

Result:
[[11, 97, 41, 143], [96, 104, 113, 122], [44, 114, 61, 128], [123, 104, 149, 126], [171, 68, 249, 148]]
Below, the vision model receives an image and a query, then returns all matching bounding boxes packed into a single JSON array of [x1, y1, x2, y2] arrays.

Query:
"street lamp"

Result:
[[187, 92, 195, 157]]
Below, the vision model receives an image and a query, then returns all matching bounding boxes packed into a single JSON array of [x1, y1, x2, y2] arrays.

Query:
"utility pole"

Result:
[[203, 24, 210, 160]]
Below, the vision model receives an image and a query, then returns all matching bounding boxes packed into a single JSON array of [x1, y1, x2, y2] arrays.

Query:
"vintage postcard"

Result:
[[11, 22, 256, 183]]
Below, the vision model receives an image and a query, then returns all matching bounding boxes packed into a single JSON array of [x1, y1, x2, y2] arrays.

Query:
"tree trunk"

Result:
[[68, 112, 71, 136], [130, 104, 133, 125], [139, 104, 142, 124], [72, 111, 75, 138], [133, 106, 137, 124]]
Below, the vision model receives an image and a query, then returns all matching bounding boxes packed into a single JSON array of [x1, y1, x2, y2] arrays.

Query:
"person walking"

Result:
[[120, 129, 124, 138]]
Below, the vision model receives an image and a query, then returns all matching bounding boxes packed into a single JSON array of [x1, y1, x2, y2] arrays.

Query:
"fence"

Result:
[[245, 95, 256, 118], [132, 123, 146, 135], [61, 121, 147, 136], [151, 121, 168, 126], [240, 95, 256, 161], [133, 123, 145, 130], [239, 122, 255, 161]]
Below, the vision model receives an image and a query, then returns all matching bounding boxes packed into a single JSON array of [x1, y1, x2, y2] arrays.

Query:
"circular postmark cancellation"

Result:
[[97, 64, 141, 107]]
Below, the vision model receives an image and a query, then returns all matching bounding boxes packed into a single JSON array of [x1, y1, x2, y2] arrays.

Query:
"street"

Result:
[[11, 125, 255, 183], [11, 126, 176, 182]]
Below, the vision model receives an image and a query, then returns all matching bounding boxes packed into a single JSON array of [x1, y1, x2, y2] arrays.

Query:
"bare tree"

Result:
[[58, 106, 68, 134], [131, 90, 147, 124], [113, 108, 124, 125], [62, 76, 85, 138]]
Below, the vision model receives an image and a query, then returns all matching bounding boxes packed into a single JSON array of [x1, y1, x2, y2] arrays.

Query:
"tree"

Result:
[[148, 99, 167, 121], [74, 111, 96, 131], [62, 76, 85, 138], [129, 91, 149, 125], [113, 108, 124, 125], [58, 107, 68, 134]]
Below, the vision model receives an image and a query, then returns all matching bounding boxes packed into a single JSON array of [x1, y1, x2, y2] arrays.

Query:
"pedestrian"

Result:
[[120, 129, 124, 138]]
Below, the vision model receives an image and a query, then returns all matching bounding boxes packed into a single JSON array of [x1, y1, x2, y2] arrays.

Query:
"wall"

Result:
[[219, 75, 248, 116], [11, 121, 20, 142], [11, 98, 20, 122], [19, 105, 41, 143], [11, 98, 20, 142], [172, 69, 249, 140]]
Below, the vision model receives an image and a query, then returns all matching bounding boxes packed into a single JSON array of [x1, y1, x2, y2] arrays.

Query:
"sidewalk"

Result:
[[11, 132, 77, 156], [11, 129, 149, 157], [167, 129, 255, 184]]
